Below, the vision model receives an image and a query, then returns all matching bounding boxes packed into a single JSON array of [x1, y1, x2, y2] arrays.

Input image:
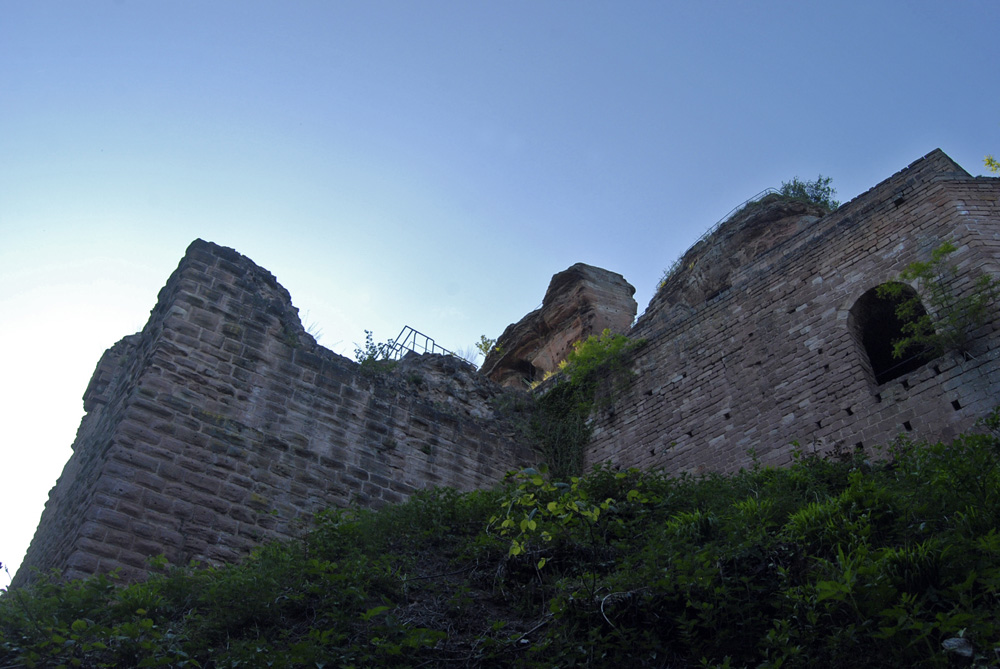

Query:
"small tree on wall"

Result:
[[877, 241, 1000, 361], [779, 175, 840, 211]]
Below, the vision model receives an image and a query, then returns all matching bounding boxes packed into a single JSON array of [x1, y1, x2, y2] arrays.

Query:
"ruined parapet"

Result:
[[481, 263, 637, 387], [591, 149, 1000, 475], [641, 197, 828, 336], [14, 240, 535, 586], [16, 150, 1000, 589]]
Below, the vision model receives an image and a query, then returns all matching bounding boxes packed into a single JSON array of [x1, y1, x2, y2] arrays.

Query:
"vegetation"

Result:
[[476, 335, 500, 359], [659, 175, 839, 289], [778, 175, 840, 211], [878, 241, 1000, 361], [986, 155, 999, 174], [354, 330, 397, 374], [5, 411, 1000, 667], [530, 330, 644, 478]]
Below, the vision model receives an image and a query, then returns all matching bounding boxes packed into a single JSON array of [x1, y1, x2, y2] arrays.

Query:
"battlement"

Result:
[[13, 240, 534, 585]]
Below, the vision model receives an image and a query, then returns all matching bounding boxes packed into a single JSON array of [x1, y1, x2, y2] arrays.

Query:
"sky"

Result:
[[1, 1, 997, 584]]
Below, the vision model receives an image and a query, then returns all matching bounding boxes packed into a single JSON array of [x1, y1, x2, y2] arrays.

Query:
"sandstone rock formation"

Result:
[[481, 263, 637, 387], [643, 196, 827, 331]]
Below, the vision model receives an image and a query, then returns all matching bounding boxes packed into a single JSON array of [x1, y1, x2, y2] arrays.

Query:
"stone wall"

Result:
[[16, 148, 1000, 587], [14, 241, 534, 585], [587, 149, 1000, 473]]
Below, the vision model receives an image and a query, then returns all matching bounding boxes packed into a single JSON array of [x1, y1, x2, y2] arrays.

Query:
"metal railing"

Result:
[[658, 188, 780, 287], [384, 325, 457, 361]]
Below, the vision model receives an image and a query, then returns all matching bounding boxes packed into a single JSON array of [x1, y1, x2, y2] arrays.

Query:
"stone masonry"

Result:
[[14, 148, 1000, 586], [13, 242, 534, 585], [587, 149, 1000, 473]]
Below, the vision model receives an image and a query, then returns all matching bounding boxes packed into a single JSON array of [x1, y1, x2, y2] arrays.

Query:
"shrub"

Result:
[[4, 413, 1000, 667], [531, 330, 644, 477], [877, 241, 1000, 360], [779, 175, 840, 211]]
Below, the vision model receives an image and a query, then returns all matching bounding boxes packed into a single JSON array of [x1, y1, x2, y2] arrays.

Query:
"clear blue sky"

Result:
[[2, 1, 997, 583]]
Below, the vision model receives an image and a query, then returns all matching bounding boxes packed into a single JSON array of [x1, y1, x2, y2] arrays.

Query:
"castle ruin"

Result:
[[13, 148, 1000, 586]]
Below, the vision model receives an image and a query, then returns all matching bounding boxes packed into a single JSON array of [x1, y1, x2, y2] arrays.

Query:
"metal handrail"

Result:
[[658, 188, 781, 287], [385, 325, 456, 361]]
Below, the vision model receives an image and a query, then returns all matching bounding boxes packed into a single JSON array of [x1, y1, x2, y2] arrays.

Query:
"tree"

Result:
[[779, 175, 840, 211], [475, 335, 499, 358]]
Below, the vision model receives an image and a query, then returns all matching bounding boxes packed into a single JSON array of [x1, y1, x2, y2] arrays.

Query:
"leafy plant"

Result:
[[353, 330, 397, 374], [354, 329, 393, 363], [877, 241, 1000, 360], [6, 413, 1000, 667], [531, 330, 644, 477], [475, 334, 500, 358], [779, 175, 840, 211]]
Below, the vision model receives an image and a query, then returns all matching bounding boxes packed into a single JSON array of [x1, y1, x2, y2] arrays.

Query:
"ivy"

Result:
[[531, 329, 644, 478]]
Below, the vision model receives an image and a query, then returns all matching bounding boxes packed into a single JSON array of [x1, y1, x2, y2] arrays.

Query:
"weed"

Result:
[[4, 414, 1000, 667], [878, 241, 1000, 361]]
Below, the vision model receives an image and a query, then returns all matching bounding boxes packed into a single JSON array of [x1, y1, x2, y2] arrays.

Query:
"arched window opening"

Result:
[[849, 283, 932, 385]]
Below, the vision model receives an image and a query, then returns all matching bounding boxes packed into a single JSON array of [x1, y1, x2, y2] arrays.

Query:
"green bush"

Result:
[[4, 412, 1000, 667], [529, 330, 644, 478], [779, 175, 840, 211], [878, 241, 1000, 360]]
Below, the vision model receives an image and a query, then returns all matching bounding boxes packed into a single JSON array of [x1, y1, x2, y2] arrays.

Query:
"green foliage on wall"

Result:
[[530, 330, 644, 478], [778, 175, 840, 211], [475, 334, 500, 358], [878, 241, 1000, 360], [5, 411, 1000, 667], [354, 330, 397, 374]]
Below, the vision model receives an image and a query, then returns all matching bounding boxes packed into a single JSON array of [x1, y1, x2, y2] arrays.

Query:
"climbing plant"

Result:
[[530, 330, 644, 478], [877, 241, 1000, 360]]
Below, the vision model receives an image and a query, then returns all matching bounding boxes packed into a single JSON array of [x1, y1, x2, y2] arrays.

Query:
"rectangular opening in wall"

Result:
[[901, 379, 910, 390], [845, 406, 854, 416], [903, 421, 913, 432], [952, 400, 962, 411], [855, 441, 864, 450]]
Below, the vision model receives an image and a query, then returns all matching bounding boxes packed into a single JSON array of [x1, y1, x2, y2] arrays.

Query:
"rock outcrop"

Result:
[[481, 263, 637, 387], [640, 197, 827, 333]]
